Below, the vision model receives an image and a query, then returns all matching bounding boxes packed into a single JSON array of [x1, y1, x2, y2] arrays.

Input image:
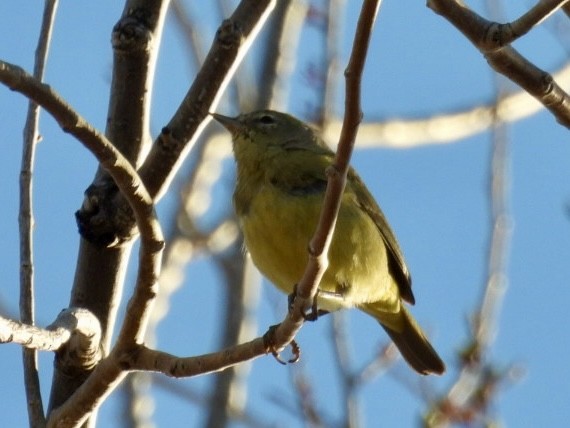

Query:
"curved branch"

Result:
[[0, 61, 156, 231], [0, 60, 166, 426]]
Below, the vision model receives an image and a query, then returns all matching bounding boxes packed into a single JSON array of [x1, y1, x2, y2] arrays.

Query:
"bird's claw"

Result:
[[263, 324, 301, 365], [288, 285, 329, 321]]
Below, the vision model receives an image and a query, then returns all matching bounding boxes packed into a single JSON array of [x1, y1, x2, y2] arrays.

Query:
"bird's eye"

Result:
[[258, 115, 275, 125]]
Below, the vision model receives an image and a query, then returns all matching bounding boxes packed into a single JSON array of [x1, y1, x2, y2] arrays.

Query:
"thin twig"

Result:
[[295, 0, 381, 317], [19, 0, 59, 425]]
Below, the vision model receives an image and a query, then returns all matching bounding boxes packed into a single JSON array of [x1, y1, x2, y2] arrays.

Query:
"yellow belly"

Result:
[[240, 185, 399, 312]]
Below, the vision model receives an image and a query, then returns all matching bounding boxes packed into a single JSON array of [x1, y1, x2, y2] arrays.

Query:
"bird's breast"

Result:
[[239, 184, 320, 293], [237, 182, 396, 310]]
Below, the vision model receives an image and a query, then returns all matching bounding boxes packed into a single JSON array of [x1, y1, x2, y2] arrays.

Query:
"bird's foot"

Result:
[[288, 285, 330, 322], [263, 324, 301, 365]]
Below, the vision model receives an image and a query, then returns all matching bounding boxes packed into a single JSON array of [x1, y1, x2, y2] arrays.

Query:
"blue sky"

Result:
[[1, 1, 570, 427]]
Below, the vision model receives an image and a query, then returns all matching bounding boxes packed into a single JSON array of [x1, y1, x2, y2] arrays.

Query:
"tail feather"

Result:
[[362, 305, 445, 375]]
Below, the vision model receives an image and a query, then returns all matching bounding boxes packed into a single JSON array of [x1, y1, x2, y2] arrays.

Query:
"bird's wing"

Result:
[[348, 168, 415, 304]]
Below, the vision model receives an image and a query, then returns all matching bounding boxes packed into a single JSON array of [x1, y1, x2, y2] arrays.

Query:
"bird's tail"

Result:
[[360, 303, 445, 375]]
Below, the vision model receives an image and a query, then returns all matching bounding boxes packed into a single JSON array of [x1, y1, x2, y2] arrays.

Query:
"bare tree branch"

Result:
[[295, 0, 381, 324], [0, 308, 101, 358], [130, 342, 267, 376], [19, 0, 59, 425], [428, 0, 570, 128]]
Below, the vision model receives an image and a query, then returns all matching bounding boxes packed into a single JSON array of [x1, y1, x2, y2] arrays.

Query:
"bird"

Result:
[[212, 110, 445, 375]]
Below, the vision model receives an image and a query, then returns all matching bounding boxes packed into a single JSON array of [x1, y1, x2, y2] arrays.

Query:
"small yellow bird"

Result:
[[212, 110, 445, 375]]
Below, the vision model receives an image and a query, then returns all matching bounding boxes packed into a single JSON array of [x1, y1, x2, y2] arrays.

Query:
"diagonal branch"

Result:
[[0, 61, 156, 229], [265, 0, 382, 359], [428, 0, 570, 128], [139, 0, 276, 200]]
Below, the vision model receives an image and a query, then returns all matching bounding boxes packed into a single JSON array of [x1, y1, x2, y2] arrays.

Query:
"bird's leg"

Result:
[[288, 284, 331, 321]]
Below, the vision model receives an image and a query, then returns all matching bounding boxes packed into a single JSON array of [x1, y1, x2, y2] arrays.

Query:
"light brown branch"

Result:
[[428, 0, 570, 128], [0, 316, 70, 352], [0, 308, 101, 359], [258, 0, 383, 358], [20, 0, 59, 425], [131, 342, 267, 376]]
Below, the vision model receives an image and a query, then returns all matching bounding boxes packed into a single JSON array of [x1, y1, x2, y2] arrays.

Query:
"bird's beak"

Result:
[[210, 113, 242, 135]]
